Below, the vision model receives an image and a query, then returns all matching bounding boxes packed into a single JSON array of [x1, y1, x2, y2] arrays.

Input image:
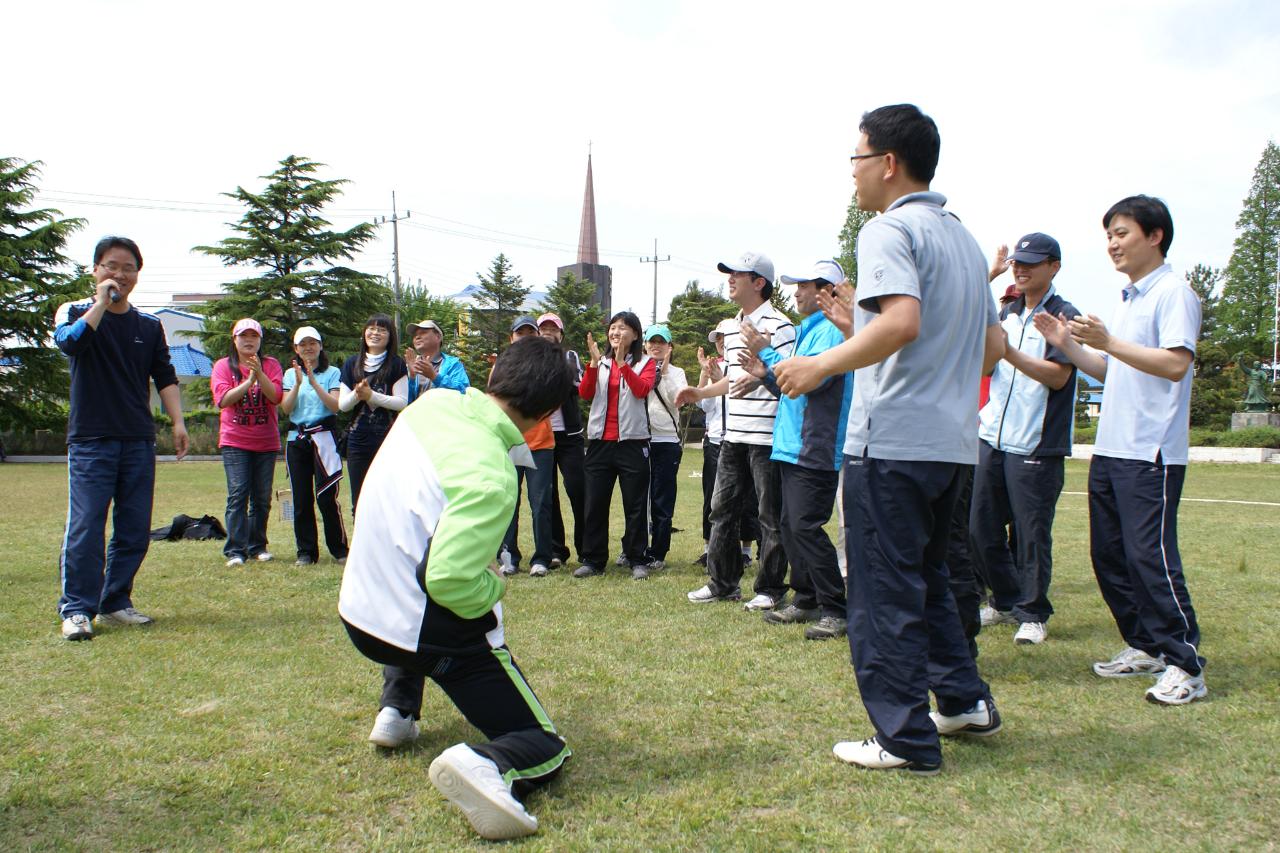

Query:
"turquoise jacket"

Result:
[[758, 311, 852, 471]]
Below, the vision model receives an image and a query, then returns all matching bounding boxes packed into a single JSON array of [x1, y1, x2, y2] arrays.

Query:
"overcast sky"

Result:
[[11, 0, 1280, 336]]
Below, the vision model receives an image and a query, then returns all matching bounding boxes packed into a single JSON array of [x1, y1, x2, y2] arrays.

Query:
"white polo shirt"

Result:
[[722, 301, 795, 446], [1093, 264, 1200, 466]]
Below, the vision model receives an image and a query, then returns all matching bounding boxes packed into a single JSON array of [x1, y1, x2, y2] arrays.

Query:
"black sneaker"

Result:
[[695, 551, 708, 567], [804, 615, 848, 641], [572, 564, 604, 578], [763, 604, 820, 625]]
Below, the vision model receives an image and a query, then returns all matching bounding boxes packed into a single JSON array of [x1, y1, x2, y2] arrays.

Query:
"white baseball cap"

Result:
[[707, 317, 739, 342], [717, 251, 775, 284], [780, 259, 847, 286], [292, 325, 322, 344]]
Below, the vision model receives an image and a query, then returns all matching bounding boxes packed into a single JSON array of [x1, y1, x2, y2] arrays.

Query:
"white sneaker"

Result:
[[1014, 622, 1047, 645], [368, 707, 420, 748], [225, 556, 245, 567], [980, 605, 1016, 626], [1145, 665, 1207, 705], [930, 698, 1002, 737], [687, 585, 740, 604], [255, 552, 273, 562], [1092, 646, 1166, 678], [529, 563, 548, 577], [429, 743, 538, 840], [832, 736, 940, 776], [61, 613, 93, 641], [743, 593, 782, 612], [549, 558, 563, 569], [96, 607, 155, 627]]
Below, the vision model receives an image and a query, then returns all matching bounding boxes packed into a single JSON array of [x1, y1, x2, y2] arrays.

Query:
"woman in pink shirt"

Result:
[[211, 318, 284, 567]]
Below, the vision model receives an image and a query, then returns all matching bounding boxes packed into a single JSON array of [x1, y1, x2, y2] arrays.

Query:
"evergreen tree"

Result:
[[193, 155, 385, 365], [398, 281, 462, 353], [459, 253, 530, 387], [0, 158, 86, 430], [1185, 263, 1223, 352], [539, 270, 603, 355], [665, 280, 735, 380], [1184, 264, 1242, 428], [1217, 141, 1280, 359], [837, 193, 877, 288]]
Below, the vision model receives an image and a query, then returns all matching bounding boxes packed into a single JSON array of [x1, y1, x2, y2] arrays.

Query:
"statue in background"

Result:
[[1237, 357, 1272, 412]]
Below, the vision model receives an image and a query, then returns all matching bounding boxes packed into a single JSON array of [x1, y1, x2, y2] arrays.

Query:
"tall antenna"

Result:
[[640, 238, 670, 325]]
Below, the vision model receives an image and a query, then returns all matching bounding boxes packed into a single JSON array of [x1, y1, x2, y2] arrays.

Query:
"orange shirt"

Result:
[[523, 416, 554, 451]]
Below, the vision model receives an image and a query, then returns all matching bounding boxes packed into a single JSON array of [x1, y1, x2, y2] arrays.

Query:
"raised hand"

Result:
[[354, 378, 373, 402], [1068, 314, 1111, 350], [989, 244, 1010, 283], [739, 319, 768, 356], [817, 287, 853, 337], [1032, 311, 1072, 349], [586, 332, 602, 366]]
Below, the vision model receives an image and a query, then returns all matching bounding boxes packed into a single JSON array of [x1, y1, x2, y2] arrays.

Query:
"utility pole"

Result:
[[374, 191, 411, 329], [640, 238, 670, 325]]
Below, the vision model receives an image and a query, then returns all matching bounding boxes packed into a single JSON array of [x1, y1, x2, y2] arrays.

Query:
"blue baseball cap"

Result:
[[1008, 233, 1062, 263], [644, 324, 672, 343]]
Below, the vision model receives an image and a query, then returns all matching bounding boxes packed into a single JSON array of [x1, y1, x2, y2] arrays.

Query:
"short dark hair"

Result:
[[488, 336, 574, 419], [1102, 195, 1174, 257], [859, 104, 940, 185], [750, 272, 775, 301], [93, 236, 143, 269], [607, 311, 646, 365]]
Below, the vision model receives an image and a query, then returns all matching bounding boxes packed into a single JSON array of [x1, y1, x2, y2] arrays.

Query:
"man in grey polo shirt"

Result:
[[776, 104, 1006, 775], [1034, 195, 1205, 706]]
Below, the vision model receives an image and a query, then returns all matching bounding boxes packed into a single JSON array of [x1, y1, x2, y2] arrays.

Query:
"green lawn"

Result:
[[2, 455, 1279, 850]]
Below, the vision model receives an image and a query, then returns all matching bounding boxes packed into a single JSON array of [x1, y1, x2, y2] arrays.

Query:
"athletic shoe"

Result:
[[61, 613, 93, 641], [255, 552, 273, 563], [549, 558, 563, 569], [1145, 665, 1208, 706], [647, 559, 665, 571], [1092, 647, 1167, 678], [743, 593, 784, 612], [368, 706, 420, 748], [763, 604, 820, 625], [614, 553, 629, 567], [695, 551, 708, 567], [96, 607, 155, 627], [500, 563, 518, 577], [225, 556, 245, 567], [980, 606, 1016, 627], [529, 563, 548, 578], [294, 556, 315, 566], [741, 549, 754, 568], [631, 565, 649, 580], [930, 698, 1002, 737], [804, 615, 848, 641], [1014, 622, 1047, 645], [572, 564, 603, 578], [687, 584, 741, 603], [832, 737, 940, 776], [429, 743, 538, 840]]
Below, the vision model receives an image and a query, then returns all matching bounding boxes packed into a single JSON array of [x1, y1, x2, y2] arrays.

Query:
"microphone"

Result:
[[108, 284, 121, 304]]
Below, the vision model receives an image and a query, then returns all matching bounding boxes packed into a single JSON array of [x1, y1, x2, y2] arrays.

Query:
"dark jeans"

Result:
[[778, 462, 843, 617], [970, 442, 1063, 623], [345, 623, 571, 799], [702, 439, 759, 544], [946, 466, 981, 660], [346, 446, 376, 516], [581, 439, 650, 569], [550, 431, 586, 563], [843, 455, 990, 767], [222, 447, 276, 560], [502, 448, 556, 569], [706, 440, 787, 599], [1088, 454, 1203, 675], [286, 439, 348, 561], [59, 439, 156, 618], [647, 442, 683, 561]]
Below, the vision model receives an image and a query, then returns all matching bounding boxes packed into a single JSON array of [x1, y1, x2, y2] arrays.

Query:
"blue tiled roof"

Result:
[[170, 344, 213, 377]]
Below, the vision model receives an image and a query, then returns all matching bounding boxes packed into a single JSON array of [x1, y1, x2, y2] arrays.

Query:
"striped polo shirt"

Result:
[[723, 300, 796, 446]]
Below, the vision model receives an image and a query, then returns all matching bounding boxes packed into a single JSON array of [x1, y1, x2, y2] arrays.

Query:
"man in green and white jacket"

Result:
[[339, 336, 574, 841]]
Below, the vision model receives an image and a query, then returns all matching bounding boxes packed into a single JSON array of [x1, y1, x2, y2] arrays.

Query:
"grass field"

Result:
[[2, 454, 1279, 851]]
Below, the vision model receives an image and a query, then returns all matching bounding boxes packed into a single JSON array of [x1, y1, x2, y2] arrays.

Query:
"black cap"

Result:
[[1008, 233, 1062, 264]]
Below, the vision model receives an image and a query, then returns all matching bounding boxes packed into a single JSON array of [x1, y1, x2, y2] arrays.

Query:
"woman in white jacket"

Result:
[[642, 324, 687, 570]]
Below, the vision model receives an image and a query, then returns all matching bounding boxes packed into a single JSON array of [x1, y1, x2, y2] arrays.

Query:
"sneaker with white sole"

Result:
[[61, 613, 93, 641], [96, 607, 155, 627], [631, 565, 649, 580], [930, 698, 1002, 737], [429, 743, 538, 840], [549, 557, 563, 569], [743, 593, 784, 612], [368, 706, 420, 748], [1092, 646, 1166, 678], [687, 584, 741, 604], [832, 736, 940, 776], [1145, 665, 1207, 706], [572, 564, 603, 578], [763, 604, 820, 625], [255, 552, 273, 563], [980, 605, 1016, 627], [614, 553, 629, 567], [225, 556, 245, 567], [529, 563, 548, 577], [1014, 622, 1047, 645], [804, 615, 848, 641]]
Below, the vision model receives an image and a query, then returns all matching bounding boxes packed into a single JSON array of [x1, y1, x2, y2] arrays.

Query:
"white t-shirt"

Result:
[[722, 302, 795, 446]]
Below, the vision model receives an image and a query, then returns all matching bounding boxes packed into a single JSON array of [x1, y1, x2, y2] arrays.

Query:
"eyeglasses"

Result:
[[849, 151, 889, 165], [96, 262, 139, 275]]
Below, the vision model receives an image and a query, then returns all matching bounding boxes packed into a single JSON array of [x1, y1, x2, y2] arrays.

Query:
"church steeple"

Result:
[[577, 149, 599, 265]]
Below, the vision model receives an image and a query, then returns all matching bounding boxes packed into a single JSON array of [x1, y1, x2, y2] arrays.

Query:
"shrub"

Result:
[[1214, 426, 1280, 448], [1073, 425, 1097, 444]]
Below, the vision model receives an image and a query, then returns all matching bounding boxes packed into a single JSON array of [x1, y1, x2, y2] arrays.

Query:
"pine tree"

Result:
[[1217, 141, 1280, 360], [398, 281, 462, 353], [0, 158, 86, 430], [539, 270, 603, 356], [193, 155, 385, 365], [837, 193, 877, 288], [665, 280, 735, 380], [459, 253, 531, 387]]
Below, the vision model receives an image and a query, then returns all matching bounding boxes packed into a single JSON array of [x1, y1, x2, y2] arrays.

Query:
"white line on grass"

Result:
[[1062, 491, 1280, 507]]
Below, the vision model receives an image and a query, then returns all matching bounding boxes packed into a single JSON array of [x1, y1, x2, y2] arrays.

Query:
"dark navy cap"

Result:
[[1008, 232, 1062, 263]]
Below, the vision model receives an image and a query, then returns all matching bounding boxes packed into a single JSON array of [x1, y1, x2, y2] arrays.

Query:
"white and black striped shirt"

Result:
[[723, 301, 795, 446]]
